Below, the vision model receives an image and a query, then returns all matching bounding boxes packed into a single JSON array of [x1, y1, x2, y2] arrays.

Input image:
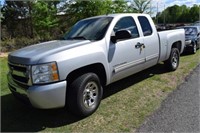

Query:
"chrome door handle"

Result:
[[135, 42, 145, 48]]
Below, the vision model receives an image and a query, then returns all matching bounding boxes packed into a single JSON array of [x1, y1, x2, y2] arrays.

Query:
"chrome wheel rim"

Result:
[[83, 81, 98, 108], [172, 52, 178, 68], [193, 44, 197, 53]]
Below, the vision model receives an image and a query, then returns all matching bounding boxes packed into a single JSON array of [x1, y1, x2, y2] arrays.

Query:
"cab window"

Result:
[[138, 16, 153, 36]]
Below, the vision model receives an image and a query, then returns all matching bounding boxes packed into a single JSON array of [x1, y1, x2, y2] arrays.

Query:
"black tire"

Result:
[[191, 42, 197, 54], [164, 48, 180, 71], [66, 73, 103, 117]]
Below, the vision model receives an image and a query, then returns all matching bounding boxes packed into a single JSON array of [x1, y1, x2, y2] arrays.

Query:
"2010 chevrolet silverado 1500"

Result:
[[8, 13, 185, 116]]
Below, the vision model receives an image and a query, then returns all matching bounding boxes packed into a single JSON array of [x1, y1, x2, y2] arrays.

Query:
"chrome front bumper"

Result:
[[8, 73, 67, 109], [185, 40, 192, 46]]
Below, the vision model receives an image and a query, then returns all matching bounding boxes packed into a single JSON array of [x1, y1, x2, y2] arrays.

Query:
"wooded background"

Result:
[[0, 0, 199, 52]]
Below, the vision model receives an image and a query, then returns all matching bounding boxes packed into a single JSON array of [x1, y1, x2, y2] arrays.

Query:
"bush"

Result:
[[1, 39, 16, 52], [1, 37, 42, 52]]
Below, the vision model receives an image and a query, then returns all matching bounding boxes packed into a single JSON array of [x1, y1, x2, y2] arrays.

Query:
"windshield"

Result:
[[64, 17, 113, 41], [184, 27, 197, 36]]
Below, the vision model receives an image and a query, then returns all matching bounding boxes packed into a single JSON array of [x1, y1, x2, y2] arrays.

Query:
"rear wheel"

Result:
[[66, 73, 103, 117], [164, 48, 180, 71]]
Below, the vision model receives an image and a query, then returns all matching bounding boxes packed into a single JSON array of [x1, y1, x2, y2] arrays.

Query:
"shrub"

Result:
[[1, 39, 16, 52], [1, 37, 42, 52]]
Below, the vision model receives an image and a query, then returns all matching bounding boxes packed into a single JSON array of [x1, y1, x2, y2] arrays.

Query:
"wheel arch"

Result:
[[66, 63, 107, 87], [171, 41, 182, 53]]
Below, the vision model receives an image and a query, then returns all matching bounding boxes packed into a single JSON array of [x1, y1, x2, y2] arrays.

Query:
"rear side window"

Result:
[[114, 16, 139, 38], [138, 16, 153, 36]]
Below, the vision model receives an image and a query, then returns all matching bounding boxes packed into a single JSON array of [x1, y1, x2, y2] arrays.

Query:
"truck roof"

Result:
[[82, 13, 150, 20]]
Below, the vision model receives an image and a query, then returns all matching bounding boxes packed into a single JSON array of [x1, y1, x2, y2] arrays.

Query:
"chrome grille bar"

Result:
[[8, 62, 32, 87]]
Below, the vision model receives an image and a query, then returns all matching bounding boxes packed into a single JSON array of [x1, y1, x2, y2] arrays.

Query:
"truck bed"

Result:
[[158, 29, 185, 62]]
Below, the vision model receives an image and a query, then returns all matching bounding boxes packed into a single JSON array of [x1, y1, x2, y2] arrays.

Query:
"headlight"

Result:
[[185, 40, 191, 45], [31, 62, 59, 84]]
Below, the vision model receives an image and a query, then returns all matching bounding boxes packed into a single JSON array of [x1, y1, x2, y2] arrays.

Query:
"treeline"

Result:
[[0, 0, 199, 52], [156, 4, 200, 24], [1, 0, 152, 51]]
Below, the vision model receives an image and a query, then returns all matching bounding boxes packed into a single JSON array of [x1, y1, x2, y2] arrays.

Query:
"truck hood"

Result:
[[8, 40, 91, 64], [185, 35, 196, 41]]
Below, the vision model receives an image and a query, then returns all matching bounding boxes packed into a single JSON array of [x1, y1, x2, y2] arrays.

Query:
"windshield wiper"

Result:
[[69, 36, 87, 40]]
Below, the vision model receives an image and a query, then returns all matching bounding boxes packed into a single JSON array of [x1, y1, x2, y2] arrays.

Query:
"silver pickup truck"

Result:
[[8, 13, 185, 116]]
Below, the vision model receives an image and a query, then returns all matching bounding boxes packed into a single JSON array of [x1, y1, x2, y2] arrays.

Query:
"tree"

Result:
[[32, 1, 59, 40], [65, 0, 112, 21], [62, 0, 133, 29], [178, 5, 190, 23], [131, 0, 151, 13], [157, 4, 200, 24], [110, 0, 133, 13], [1, 1, 30, 38], [0, 4, 4, 23], [189, 4, 199, 22]]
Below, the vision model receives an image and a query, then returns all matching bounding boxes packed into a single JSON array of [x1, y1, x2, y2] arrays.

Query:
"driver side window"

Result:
[[114, 16, 139, 39]]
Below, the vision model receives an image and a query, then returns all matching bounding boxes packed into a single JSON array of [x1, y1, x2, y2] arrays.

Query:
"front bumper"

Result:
[[8, 73, 67, 109], [184, 40, 194, 52], [185, 40, 192, 46]]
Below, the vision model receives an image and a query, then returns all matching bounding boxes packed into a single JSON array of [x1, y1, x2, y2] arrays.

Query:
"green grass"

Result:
[[1, 50, 200, 132], [0, 57, 9, 95]]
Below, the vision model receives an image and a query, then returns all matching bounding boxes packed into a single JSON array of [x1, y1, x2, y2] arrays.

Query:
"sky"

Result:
[[0, 0, 4, 6], [152, 0, 200, 12]]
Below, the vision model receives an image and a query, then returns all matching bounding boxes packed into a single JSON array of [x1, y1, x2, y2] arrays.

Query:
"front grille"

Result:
[[9, 63, 27, 72], [8, 62, 31, 87], [12, 75, 29, 84]]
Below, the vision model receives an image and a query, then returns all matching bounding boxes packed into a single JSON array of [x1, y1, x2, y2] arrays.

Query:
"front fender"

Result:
[[37, 40, 110, 83]]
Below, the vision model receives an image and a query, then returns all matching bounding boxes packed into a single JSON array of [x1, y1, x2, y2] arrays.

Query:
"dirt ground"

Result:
[[0, 52, 9, 58]]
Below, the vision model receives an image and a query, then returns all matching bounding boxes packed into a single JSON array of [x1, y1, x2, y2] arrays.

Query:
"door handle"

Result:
[[135, 42, 145, 49]]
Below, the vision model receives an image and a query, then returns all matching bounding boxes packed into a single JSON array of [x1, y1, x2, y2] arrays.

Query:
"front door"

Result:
[[108, 16, 145, 83]]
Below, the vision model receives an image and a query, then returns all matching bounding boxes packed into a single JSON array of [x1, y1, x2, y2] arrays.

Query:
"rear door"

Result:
[[109, 16, 145, 83]]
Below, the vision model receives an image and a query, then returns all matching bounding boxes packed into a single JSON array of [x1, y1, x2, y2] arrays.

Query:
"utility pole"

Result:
[[199, 5, 200, 22], [164, 4, 166, 25], [150, 0, 152, 17], [157, 2, 158, 24]]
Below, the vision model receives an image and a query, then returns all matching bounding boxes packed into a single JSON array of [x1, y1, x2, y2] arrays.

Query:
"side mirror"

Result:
[[111, 30, 132, 43], [116, 30, 132, 40]]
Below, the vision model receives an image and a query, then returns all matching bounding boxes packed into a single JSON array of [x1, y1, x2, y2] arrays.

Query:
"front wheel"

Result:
[[164, 48, 180, 71], [191, 42, 197, 54], [66, 73, 103, 117]]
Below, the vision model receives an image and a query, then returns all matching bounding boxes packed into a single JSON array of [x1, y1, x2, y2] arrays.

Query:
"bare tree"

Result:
[[131, 0, 151, 13]]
